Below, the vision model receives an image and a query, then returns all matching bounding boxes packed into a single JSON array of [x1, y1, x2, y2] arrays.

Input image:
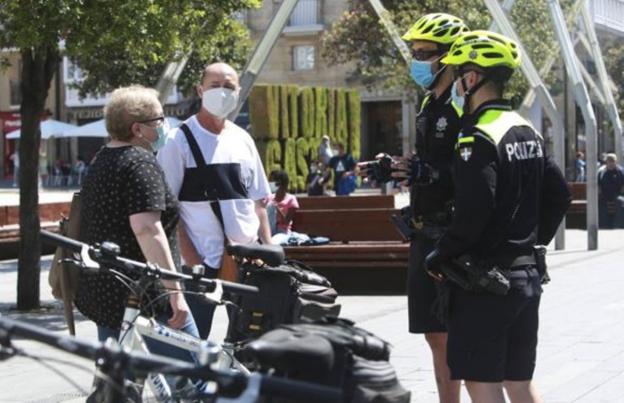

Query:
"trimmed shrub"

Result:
[[279, 85, 290, 139], [299, 88, 315, 139], [314, 87, 328, 140], [289, 85, 299, 139], [347, 89, 361, 160], [327, 88, 336, 142], [283, 138, 297, 191], [295, 137, 310, 191], [335, 89, 348, 148], [249, 85, 279, 139], [257, 139, 282, 175]]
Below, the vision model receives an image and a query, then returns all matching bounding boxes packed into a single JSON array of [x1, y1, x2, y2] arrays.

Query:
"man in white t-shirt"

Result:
[[157, 62, 272, 339]]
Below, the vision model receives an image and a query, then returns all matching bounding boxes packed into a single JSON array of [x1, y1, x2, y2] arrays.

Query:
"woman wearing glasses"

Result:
[[75, 86, 202, 386]]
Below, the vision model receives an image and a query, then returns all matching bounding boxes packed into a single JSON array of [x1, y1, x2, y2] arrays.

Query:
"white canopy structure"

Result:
[[6, 119, 79, 140], [61, 116, 183, 138]]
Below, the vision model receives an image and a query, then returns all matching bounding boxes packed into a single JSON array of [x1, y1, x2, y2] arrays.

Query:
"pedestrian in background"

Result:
[[598, 153, 624, 228]]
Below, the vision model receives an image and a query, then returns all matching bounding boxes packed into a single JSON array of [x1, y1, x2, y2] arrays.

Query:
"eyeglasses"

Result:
[[137, 115, 165, 127], [411, 49, 443, 61]]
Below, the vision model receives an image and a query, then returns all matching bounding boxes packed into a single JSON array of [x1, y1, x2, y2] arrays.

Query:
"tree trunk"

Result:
[[16, 46, 59, 311]]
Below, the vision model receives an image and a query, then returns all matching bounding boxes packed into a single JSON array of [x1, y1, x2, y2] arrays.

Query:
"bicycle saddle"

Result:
[[243, 329, 334, 382], [226, 243, 285, 267]]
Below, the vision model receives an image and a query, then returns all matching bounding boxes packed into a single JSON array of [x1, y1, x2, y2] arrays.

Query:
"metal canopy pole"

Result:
[[580, 2, 624, 159], [229, 0, 300, 120], [548, 0, 598, 250], [520, 0, 585, 110], [156, 52, 191, 104], [484, 0, 567, 249], [367, 0, 412, 65], [367, 0, 415, 157]]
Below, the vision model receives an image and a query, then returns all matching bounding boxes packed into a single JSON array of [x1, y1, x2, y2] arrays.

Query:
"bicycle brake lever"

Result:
[[76, 244, 100, 272]]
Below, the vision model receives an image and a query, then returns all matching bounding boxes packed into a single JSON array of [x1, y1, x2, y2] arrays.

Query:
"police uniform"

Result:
[[435, 100, 571, 381], [408, 84, 462, 334]]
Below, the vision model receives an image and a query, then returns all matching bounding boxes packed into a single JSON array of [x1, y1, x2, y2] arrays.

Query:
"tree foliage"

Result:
[[603, 36, 624, 116], [0, 0, 259, 309], [321, 0, 578, 104]]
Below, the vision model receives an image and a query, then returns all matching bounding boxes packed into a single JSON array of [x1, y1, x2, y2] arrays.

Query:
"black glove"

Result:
[[424, 249, 446, 282]]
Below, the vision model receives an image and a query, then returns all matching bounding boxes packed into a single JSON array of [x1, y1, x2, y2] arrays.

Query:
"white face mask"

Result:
[[201, 87, 239, 119]]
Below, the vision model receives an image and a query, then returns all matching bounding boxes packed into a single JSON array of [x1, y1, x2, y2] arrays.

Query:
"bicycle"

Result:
[[0, 316, 343, 403], [40, 230, 286, 402]]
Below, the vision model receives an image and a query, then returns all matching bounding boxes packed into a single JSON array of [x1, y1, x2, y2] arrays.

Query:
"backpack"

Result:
[[226, 260, 341, 344], [48, 192, 81, 335], [244, 317, 411, 403]]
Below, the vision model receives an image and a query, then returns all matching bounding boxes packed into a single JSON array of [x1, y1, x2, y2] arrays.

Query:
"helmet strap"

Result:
[[425, 53, 448, 91], [462, 73, 490, 113]]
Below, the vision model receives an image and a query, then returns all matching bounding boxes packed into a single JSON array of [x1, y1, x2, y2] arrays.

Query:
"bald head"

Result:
[[200, 62, 239, 88]]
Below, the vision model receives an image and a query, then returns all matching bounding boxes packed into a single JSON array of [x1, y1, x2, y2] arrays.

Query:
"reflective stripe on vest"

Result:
[[419, 94, 432, 113], [474, 110, 541, 146]]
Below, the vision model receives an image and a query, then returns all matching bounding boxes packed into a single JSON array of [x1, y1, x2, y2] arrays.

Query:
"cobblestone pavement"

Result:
[[1, 229, 623, 402]]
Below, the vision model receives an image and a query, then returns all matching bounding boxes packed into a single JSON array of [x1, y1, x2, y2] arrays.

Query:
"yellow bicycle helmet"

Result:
[[441, 30, 521, 69], [402, 13, 469, 46]]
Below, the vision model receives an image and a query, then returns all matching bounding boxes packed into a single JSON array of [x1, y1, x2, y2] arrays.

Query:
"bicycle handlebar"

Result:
[[40, 230, 258, 297], [0, 317, 341, 402]]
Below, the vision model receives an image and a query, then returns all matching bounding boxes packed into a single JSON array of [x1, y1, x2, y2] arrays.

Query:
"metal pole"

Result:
[[547, 0, 598, 250], [155, 52, 191, 105], [229, 0, 300, 120], [520, 0, 585, 110], [484, 0, 567, 249], [580, 2, 623, 159], [367, 0, 412, 65]]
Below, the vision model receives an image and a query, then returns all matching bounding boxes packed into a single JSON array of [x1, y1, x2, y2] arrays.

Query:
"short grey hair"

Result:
[[104, 85, 161, 141]]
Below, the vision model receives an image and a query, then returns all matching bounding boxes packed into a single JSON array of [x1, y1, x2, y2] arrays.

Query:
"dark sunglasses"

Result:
[[411, 48, 444, 61], [137, 115, 165, 125]]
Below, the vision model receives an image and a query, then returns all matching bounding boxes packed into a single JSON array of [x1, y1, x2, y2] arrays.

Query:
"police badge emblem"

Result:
[[460, 147, 472, 161], [435, 117, 448, 138]]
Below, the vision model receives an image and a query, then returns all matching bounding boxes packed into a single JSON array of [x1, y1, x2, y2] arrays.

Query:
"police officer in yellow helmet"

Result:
[[425, 30, 571, 403], [400, 13, 468, 403]]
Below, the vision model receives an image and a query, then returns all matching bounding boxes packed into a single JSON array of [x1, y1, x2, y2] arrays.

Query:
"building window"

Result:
[[293, 45, 315, 71], [289, 0, 318, 26]]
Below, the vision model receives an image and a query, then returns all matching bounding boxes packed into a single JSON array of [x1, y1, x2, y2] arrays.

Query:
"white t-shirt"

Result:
[[157, 115, 270, 268]]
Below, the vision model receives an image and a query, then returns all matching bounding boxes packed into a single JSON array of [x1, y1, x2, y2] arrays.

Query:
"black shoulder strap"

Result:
[[180, 123, 228, 245], [180, 123, 207, 167]]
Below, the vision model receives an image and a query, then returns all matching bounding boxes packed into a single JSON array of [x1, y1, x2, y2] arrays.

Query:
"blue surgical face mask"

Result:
[[410, 60, 435, 88], [151, 120, 170, 152], [451, 81, 465, 110]]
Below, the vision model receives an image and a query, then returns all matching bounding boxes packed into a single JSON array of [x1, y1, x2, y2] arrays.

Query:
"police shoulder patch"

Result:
[[459, 146, 473, 162]]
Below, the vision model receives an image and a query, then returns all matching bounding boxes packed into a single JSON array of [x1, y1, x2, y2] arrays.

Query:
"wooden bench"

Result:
[[565, 182, 620, 229], [284, 195, 408, 293], [0, 202, 70, 260]]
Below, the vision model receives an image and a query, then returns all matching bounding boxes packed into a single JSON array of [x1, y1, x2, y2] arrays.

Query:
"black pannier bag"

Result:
[[243, 318, 411, 403], [226, 260, 342, 344]]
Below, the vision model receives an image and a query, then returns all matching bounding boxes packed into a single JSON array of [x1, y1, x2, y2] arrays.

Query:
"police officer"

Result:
[[425, 31, 571, 403], [360, 13, 468, 403]]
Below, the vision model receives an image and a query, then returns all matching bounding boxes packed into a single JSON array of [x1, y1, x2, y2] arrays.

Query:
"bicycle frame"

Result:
[[118, 293, 250, 401]]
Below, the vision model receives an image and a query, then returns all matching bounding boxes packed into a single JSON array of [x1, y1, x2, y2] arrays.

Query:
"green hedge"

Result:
[[314, 87, 327, 139], [279, 85, 290, 139], [283, 138, 297, 191], [250, 85, 360, 192], [299, 88, 315, 139], [257, 139, 282, 175], [289, 85, 299, 139], [249, 85, 279, 139], [295, 137, 310, 191], [347, 90, 361, 161]]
